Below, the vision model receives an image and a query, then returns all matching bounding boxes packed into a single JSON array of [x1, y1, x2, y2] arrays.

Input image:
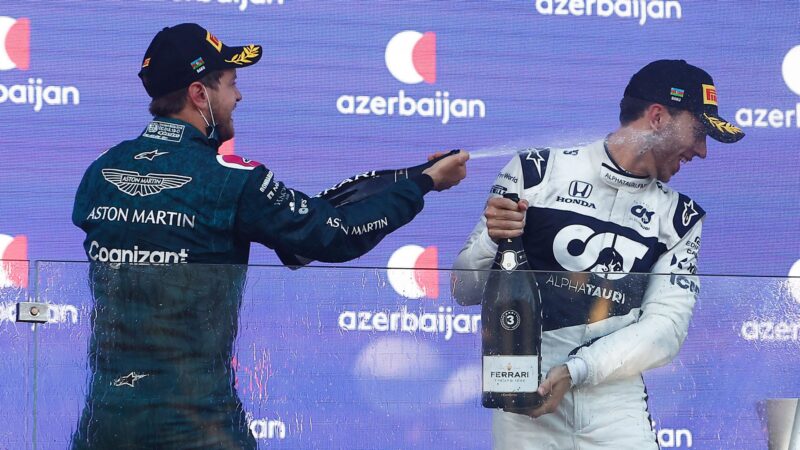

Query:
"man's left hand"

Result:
[[503, 364, 572, 419]]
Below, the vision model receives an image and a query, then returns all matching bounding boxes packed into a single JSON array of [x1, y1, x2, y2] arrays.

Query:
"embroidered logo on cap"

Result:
[[670, 87, 684, 102], [191, 57, 205, 73], [206, 31, 222, 52], [702, 84, 718, 106], [224, 45, 260, 65]]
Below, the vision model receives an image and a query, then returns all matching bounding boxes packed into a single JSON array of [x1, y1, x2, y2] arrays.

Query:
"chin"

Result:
[[219, 127, 234, 142]]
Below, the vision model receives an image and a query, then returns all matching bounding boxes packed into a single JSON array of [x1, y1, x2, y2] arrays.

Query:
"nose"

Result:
[[695, 139, 707, 159], [235, 87, 242, 102]]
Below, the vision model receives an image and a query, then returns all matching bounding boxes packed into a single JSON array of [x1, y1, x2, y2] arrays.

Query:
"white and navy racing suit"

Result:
[[452, 139, 703, 450]]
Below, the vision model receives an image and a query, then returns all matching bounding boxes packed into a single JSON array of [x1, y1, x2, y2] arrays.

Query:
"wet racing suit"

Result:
[[452, 140, 703, 450], [70, 117, 434, 449]]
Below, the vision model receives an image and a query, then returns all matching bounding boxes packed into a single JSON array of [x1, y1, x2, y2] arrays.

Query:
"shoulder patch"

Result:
[[216, 154, 262, 171], [673, 194, 705, 238], [519, 148, 550, 189], [142, 120, 185, 143]]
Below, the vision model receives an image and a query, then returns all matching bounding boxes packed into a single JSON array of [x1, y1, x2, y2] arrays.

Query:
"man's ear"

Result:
[[186, 81, 207, 110], [644, 103, 671, 131]]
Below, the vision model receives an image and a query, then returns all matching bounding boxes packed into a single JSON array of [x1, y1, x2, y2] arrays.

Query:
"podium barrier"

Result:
[[1, 260, 799, 449]]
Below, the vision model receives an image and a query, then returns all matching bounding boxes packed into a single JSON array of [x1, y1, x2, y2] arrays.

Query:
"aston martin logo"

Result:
[[112, 371, 149, 388], [102, 168, 192, 197]]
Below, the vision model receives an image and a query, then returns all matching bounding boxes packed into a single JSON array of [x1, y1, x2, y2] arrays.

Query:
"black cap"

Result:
[[138, 23, 262, 98], [624, 60, 744, 143]]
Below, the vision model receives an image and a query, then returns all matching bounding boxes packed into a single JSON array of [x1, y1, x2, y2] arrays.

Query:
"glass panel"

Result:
[[0, 260, 31, 449], [13, 262, 800, 449]]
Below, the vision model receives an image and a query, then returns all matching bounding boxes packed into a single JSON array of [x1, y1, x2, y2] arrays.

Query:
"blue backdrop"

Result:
[[0, 1, 799, 449]]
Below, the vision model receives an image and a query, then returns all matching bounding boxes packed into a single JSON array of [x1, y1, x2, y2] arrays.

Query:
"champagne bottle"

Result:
[[481, 193, 544, 409], [276, 150, 461, 267]]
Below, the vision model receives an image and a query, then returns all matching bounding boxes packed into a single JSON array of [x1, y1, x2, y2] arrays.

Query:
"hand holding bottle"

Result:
[[485, 196, 528, 242], [421, 150, 469, 191]]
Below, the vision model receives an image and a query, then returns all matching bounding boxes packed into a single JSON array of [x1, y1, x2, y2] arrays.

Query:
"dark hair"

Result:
[[619, 96, 682, 125], [147, 70, 224, 117]]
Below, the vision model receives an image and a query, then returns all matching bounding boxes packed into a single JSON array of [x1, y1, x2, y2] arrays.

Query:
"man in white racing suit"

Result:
[[452, 60, 744, 449]]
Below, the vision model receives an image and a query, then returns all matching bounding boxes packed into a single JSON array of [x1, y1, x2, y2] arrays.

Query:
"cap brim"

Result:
[[220, 44, 263, 68], [700, 112, 745, 143]]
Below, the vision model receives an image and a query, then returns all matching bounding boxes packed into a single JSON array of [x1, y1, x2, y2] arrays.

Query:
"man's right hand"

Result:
[[422, 150, 469, 191], [485, 196, 528, 242]]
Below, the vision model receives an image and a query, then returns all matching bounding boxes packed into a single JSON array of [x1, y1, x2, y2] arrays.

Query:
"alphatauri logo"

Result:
[[387, 245, 439, 299], [552, 225, 648, 280]]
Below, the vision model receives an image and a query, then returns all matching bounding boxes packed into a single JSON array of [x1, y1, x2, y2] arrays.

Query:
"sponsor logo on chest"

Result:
[[556, 180, 596, 209]]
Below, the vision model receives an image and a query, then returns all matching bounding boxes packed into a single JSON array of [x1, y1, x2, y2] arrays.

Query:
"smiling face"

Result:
[[206, 69, 241, 142], [648, 109, 708, 182]]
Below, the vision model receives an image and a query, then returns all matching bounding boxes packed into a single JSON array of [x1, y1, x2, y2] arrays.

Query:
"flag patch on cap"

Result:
[[670, 87, 684, 102], [191, 57, 206, 73], [142, 58, 151, 68], [702, 84, 718, 106]]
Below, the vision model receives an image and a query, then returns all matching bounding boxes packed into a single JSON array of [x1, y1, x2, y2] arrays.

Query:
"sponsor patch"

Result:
[[630, 204, 655, 225], [670, 273, 700, 294], [112, 372, 149, 388], [143, 121, 185, 143], [568, 180, 592, 198], [88, 241, 190, 264], [672, 195, 705, 238], [258, 171, 275, 192], [552, 224, 650, 281], [670, 254, 697, 274], [497, 172, 518, 184], [490, 184, 507, 196], [102, 169, 192, 197], [206, 31, 222, 52], [681, 200, 699, 227], [702, 84, 718, 106], [134, 149, 168, 161]]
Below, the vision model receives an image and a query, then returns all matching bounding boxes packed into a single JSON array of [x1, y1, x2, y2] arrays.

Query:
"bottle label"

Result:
[[500, 310, 521, 331], [500, 250, 519, 271], [482, 355, 539, 393]]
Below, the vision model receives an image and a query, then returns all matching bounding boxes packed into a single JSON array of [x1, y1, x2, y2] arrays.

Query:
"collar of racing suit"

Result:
[[143, 116, 221, 152], [597, 139, 653, 194]]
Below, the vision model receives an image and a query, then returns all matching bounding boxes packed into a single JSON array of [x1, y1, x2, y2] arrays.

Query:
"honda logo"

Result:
[[568, 180, 593, 198]]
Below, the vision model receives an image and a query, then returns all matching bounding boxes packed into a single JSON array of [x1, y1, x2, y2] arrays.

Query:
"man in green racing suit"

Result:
[[70, 23, 468, 449]]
